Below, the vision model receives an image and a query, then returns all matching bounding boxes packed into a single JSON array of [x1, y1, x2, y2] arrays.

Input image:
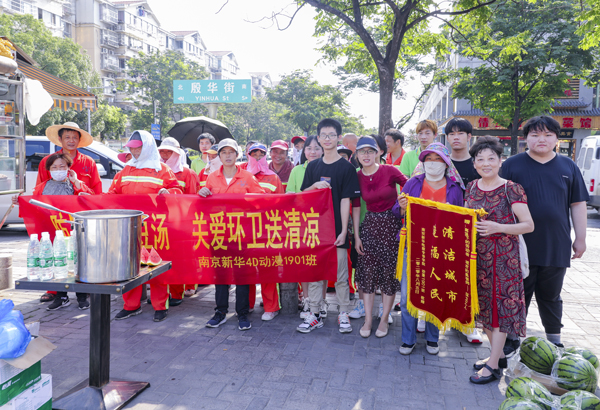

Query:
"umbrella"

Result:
[[167, 116, 234, 151]]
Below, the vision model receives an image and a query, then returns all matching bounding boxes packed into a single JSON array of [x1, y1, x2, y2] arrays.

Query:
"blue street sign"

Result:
[[151, 124, 161, 140], [173, 79, 252, 104]]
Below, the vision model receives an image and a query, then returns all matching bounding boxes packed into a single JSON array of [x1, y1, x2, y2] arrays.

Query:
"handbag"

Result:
[[504, 182, 530, 279]]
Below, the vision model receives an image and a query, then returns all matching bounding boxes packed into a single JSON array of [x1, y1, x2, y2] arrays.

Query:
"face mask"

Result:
[[50, 170, 68, 181], [423, 162, 446, 182]]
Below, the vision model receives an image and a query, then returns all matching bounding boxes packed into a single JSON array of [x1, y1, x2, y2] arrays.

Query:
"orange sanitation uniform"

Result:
[[108, 163, 182, 311]]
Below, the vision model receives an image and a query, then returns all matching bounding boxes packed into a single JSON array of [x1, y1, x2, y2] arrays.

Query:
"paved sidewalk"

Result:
[[1, 225, 600, 410]]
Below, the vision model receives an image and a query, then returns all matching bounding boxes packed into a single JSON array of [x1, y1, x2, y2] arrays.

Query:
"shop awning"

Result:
[[16, 61, 97, 112]]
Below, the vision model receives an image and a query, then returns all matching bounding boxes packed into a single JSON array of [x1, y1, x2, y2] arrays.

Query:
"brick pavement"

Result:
[[1, 224, 600, 410]]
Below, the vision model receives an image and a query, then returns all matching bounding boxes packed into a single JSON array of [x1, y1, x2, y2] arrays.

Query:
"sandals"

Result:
[[469, 364, 502, 384], [375, 322, 389, 338], [359, 322, 371, 338], [473, 357, 507, 371], [40, 292, 55, 302]]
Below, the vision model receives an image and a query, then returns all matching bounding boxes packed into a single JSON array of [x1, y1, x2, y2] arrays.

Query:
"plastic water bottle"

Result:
[[67, 230, 77, 274], [53, 231, 68, 280], [39, 232, 54, 281], [26, 234, 40, 281]]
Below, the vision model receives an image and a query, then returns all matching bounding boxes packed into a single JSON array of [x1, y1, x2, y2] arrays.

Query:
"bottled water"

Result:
[[53, 230, 68, 280], [39, 232, 54, 281], [26, 234, 40, 281], [67, 230, 77, 274]]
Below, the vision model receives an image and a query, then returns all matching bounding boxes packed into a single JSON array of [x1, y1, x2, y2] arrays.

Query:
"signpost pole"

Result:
[[206, 103, 218, 119]]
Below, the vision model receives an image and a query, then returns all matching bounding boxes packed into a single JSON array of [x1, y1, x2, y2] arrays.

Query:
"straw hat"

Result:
[[45, 122, 93, 148]]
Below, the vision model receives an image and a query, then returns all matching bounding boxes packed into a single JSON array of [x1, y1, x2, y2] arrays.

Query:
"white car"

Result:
[[0, 136, 126, 225], [577, 136, 600, 212]]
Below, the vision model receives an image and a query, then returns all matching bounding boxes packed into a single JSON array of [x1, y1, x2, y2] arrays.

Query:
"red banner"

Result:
[[18, 191, 338, 285], [397, 197, 482, 331]]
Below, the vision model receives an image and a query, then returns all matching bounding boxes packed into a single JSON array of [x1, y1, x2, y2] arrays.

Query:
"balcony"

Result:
[[1, 0, 36, 15], [62, 1, 72, 15], [101, 54, 120, 72], [101, 30, 118, 48], [100, 4, 118, 25]]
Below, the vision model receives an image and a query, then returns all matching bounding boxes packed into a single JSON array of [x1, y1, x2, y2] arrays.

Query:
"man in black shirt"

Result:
[[447, 117, 480, 187], [299, 119, 361, 334], [502, 116, 588, 349]]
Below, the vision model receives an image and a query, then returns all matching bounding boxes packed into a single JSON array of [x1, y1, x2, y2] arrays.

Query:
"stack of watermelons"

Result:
[[499, 377, 600, 409]]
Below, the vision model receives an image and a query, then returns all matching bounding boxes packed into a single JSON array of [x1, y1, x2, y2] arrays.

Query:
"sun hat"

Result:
[[45, 122, 93, 148], [248, 143, 267, 154], [217, 138, 239, 154], [157, 137, 181, 154], [291, 136, 306, 145], [117, 150, 131, 163], [355, 136, 378, 152], [413, 142, 465, 190], [124, 131, 143, 148], [337, 145, 353, 158], [205, 144, 218, 155], [270, 140, 289, 151]]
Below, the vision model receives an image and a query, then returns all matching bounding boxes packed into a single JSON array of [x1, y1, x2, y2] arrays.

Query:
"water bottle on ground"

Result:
[[39, 232, 54, 281], [26, 234, 40, 281], [53, 230, 68, 279], [67, 230, 77, 274]]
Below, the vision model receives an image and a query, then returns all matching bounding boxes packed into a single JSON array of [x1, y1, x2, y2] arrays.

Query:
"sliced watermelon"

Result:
[[140, 247, 150, 265], [146, 247, 162, 267]]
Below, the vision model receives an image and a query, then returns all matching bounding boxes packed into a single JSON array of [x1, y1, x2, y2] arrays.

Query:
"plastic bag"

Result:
[[505, 376, 559, 410], [551, 353, 599, 394], [0, 299, 32, 359]]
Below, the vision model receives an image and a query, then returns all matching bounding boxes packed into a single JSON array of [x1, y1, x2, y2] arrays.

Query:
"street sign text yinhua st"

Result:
[[173, 80, 252, 104]]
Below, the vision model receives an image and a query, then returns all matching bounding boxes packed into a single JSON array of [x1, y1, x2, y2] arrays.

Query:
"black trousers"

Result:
[[215, 284, 249, 316], [524, 265, 567, 334]]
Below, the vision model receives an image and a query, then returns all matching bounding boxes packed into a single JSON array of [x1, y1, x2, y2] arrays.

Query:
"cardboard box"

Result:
[[0, 337, 55, 406], [0, 374, 52, 410]]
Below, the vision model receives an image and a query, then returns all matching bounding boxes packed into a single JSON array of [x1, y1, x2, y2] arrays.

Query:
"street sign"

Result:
[[151, 124, 161, 140], [173, 79, 252, 104]]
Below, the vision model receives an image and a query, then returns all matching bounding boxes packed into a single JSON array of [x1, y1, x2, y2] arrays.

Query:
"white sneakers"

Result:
[[299, 297, 310, 319], [462, 328, 483, 344], [338, 312, 352, 333], [261, 311, 279, 321], [417, 319, 426, 333], [378, 303, 393, 324], [349, 299, 365, 319]]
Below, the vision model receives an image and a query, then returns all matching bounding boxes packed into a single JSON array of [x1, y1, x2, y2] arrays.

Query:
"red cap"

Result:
[[270, 139, 289, 151], [291, 136, 306, 144]]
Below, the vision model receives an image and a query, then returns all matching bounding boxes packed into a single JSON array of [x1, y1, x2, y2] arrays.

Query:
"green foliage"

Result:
[[124, 50, 209, 132], [96, 104, 127, 140], [266, 69, 367, 135], [446, 0, 594, 154]]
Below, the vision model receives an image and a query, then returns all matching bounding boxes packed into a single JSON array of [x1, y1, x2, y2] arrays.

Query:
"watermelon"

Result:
[[140, 247, 150, 265], [555, 355, 599, 393], [505, 377, 553, 410], [146, 247, 162, 267], [566, 348, 600, 370], [519, 336, 558, 375], [498, 397, 543, 410], [560, 390, 600, 410]]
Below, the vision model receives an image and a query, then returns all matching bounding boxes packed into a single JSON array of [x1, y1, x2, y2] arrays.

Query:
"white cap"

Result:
[[158, 137, 181, 154], [41, 232, 50, 238], [30, 233, 38, 240], [55, 230, 64, 236]]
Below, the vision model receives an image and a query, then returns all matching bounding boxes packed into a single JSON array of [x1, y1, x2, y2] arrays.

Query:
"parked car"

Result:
[[0, 136, 126, 225], [577, 136, 600, 212]]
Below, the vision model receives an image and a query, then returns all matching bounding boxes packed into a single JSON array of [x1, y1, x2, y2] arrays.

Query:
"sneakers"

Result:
[[297, 313, 324, 333], [238, 314, 251, 330], [261, 311, 279, 321], [299, 298, 311, 319], [399, 343, 415, 355], [463, 328, 483, 344], [320, 300, 329, 318], [206, 311, 227, 328], [47, 297, 70, 311], [153, 309, 168, 322], [503, 338, 521, 357], [377, 303, 393, 324], [77, 298, 90, 310], [338, 312, 352, 333], [426, 341, 440, 355], [169, 297, 183, 307], [417, 319, 426, 333], [349, 299, 365, 319], [115, 307, 142, 320], [394, 302, 401, 311]]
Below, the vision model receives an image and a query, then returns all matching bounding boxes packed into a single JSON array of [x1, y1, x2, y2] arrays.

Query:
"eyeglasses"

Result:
[[357, 149, 377, 156], [319, 133, 338, 140]]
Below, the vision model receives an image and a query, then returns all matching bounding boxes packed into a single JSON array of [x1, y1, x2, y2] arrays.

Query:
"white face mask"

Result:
[[50, 170, 68, 182], [424, 162, 446, 182]]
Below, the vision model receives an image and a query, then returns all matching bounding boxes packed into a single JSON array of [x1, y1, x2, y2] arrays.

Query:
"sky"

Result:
[[148, 0, 424, 133]]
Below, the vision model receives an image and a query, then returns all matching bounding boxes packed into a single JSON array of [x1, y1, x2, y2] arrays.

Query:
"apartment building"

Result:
[[248, 72, 272, 97], [419, 54, 600, 159]]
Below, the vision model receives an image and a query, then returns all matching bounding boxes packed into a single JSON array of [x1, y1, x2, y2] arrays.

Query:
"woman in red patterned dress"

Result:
[[465, 136, 534, 384]]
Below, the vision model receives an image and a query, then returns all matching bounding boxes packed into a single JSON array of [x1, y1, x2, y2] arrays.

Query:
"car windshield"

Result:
[[87, 142, 124, 165]]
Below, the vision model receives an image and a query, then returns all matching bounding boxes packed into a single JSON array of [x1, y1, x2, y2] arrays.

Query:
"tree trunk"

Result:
[[378, 67, 395, 136], [509, 107, 521, 156]]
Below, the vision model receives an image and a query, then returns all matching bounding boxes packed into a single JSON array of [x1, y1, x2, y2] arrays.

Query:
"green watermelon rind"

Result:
[[560, 390, 600, 410], [499, 397, 543, 410], [566, 347, 600, 370], [519, 336, 558, 375], [555, 356, 599, 393], [505, 377, 553, 410]]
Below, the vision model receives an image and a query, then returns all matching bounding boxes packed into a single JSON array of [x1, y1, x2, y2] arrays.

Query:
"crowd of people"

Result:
[[21, 113, 589, 384]]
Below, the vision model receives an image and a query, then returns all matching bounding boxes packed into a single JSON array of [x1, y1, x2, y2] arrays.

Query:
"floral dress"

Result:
[[465, 180, 528, 337]]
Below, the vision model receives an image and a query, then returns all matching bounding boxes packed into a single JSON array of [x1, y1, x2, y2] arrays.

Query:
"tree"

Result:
[[216, 97, 302, 146], [124, 50, 209, 132], [96, 104, 127, 140], [260, 0, 495, 135], [446, 0, 594, 154], [267, 70, 368, 135]]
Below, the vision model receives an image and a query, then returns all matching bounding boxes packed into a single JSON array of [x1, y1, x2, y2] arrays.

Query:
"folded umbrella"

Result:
[[167, 116, 234, 151]]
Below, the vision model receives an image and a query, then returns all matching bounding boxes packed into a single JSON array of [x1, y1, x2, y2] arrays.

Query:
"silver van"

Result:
[[0, 136, 125, 225], [577, 136, 600, 212]]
